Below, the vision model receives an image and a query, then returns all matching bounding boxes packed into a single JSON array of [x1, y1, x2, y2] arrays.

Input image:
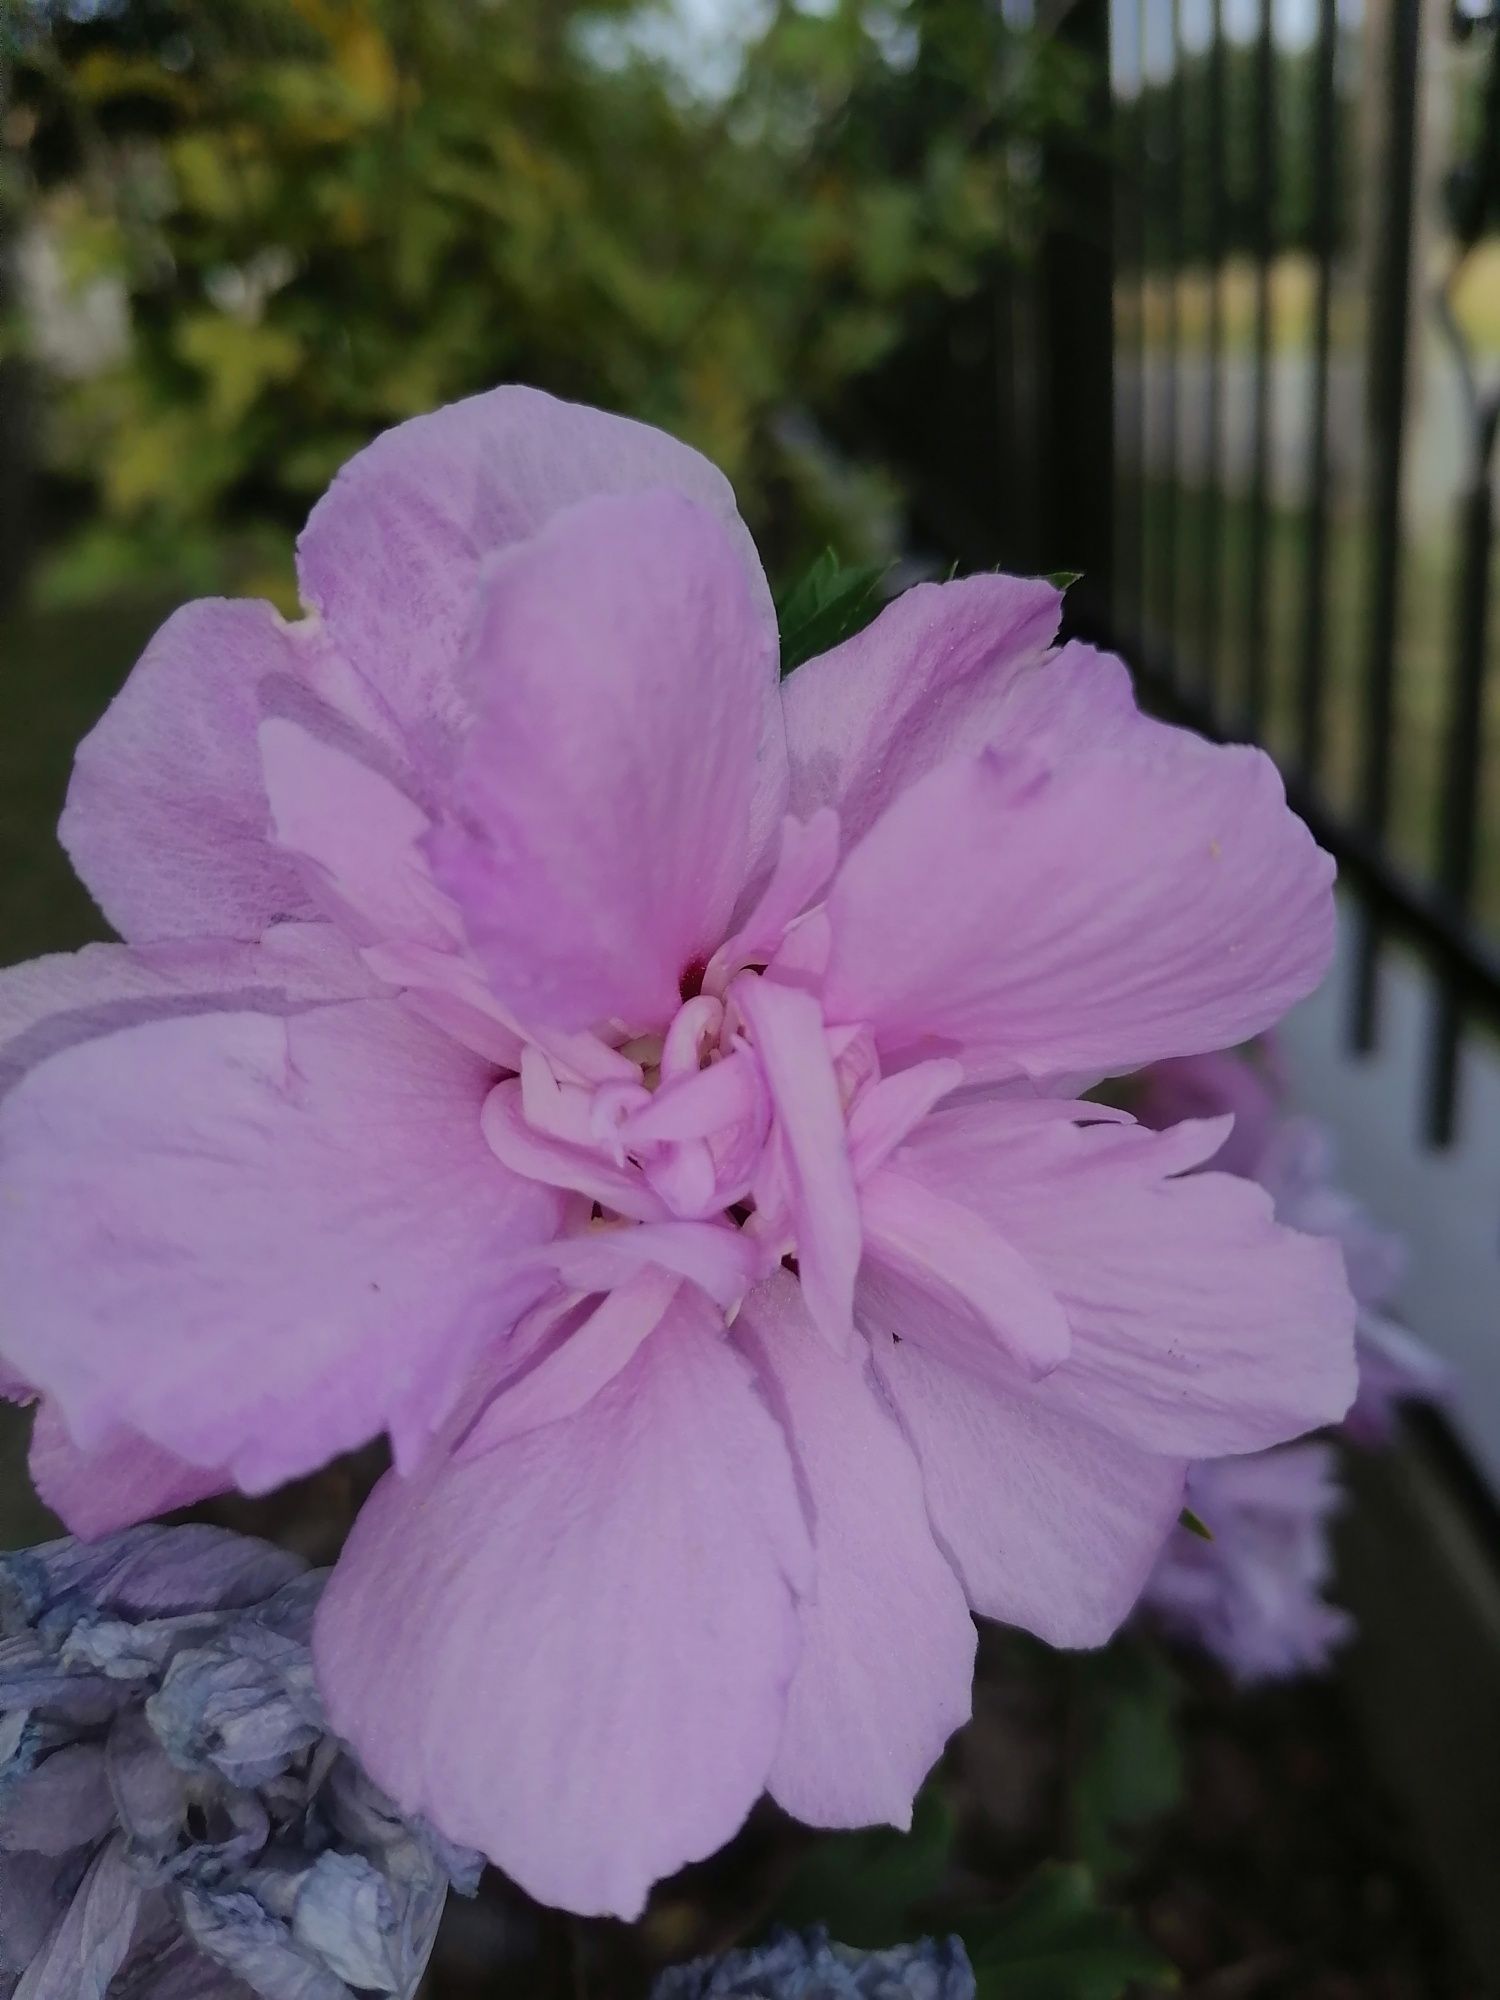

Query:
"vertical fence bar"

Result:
[[1243, 0, 1277, 737], [1297, 0, 1339, 784], [0, 22, 31, 620], [1141, 0, 1164, 650], [993, 243, 1025, 565], [1113, 0, 1147, 646], [1198, 0, 1227, 718], [1146, 0, 1185, 663], [1426, 410, 1498, 1142], [1040, 0, 1116, 621], [1350, 0, 1423, 1053], [1134, 0, 1151, 648], [1163, 0, 1184, 669], [1424, 11, 1500, 1143]]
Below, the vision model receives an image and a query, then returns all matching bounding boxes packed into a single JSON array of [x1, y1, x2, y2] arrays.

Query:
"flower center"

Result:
[[575, 983, 774, 1226], [474, 813, 954, 1328]]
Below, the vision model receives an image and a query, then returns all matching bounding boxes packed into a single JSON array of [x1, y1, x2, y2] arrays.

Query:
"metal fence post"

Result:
[[1040, 0, 1117, 634]]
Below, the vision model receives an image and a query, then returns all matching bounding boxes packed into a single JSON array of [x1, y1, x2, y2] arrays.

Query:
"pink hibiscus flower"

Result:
[[1143, 1443, 1353, 1683], [0, 388, 1355, 1917], [1135, 1049, 1449, 1444]]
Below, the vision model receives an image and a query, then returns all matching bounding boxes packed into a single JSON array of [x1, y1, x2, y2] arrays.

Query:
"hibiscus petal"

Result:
[[314, 1287, 811, 1919], [845, 1060, 964, 1181], [359, 940, 527, 1069], [621, 1049, 761, 1148], [823, 735, 1335, 1086], [58, 599, 318, 944], [781, 573, 1062, 847], [984, 638, 1172, 758], [734, 977, 861, 1353], [735, 1276, 974, 1829], [296, 385, 777, 771], [870, 1333, 1186, 1648], [482, 1079, 668, 1221], [458, 1268, 683, 1454], [428, 492, 776, 1034], [0, 925, 371, 1104], [258, 717, 460, 950], [1133, 1048, 1282, 1180], [0, 1360, 33, 1405], [708, 810, 841, 990], [858, 1166, 1072, 1380], [0, 999, 562, 1492], [894, 1102, 1357, 1456], [29, 1406, 226, 1540], [538, 1219, 764, 1308]]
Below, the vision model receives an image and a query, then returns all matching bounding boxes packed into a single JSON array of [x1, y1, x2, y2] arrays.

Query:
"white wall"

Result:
[[1278, 898, 1500, 1493]]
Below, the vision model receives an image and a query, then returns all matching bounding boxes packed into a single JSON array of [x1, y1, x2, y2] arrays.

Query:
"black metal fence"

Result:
[[1108, 0, 1500, 1147], [871, 0, 1500, 1153]]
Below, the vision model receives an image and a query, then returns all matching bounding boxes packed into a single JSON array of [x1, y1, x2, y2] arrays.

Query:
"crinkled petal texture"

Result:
[[58, 599, 320, 946], [28, 1408, 227, 1541], [840, 1097, 1354, 1650], [734, 1276, 975, 1829], [883, 1103, 1357, 1457], [868, 1331, 1186, 1649], [58, 386, 783, 953], [257, 714, 459, 953], [0, 925, 374, 1536], [0, 924, 372, 1102], [782, 572, 1062, 846], [296, 383, 777, 767], [822, 718, 1334, 1087], [428, 491, 780, 1033], [314, 1288, 812, 1920], [0, 997, 561, 1493]]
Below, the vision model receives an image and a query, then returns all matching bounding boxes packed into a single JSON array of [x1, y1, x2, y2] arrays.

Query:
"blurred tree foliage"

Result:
[[4, 0, 1090, 606]]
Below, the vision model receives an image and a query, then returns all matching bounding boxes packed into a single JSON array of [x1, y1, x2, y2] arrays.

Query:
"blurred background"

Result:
[[3, 0, 1500, 1992]]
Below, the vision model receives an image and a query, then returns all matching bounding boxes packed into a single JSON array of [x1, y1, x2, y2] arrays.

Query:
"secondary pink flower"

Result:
[[1142, 1445, 1353, 1683], [0, 388, 1356, 1918], [1133, 1047, 1447, 1682], [1136, 1050, 1448, 1443]]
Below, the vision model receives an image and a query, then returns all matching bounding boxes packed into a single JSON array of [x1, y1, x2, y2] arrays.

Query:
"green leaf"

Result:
[[1046, 569, 1083, 591], [1068, 1640, 1184, 1878], [1178, 1506, 1213, 1542], [770, 1782, 954, 1948], [775, 549, 889, 676], [962, 1865, 1175, 2000]]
